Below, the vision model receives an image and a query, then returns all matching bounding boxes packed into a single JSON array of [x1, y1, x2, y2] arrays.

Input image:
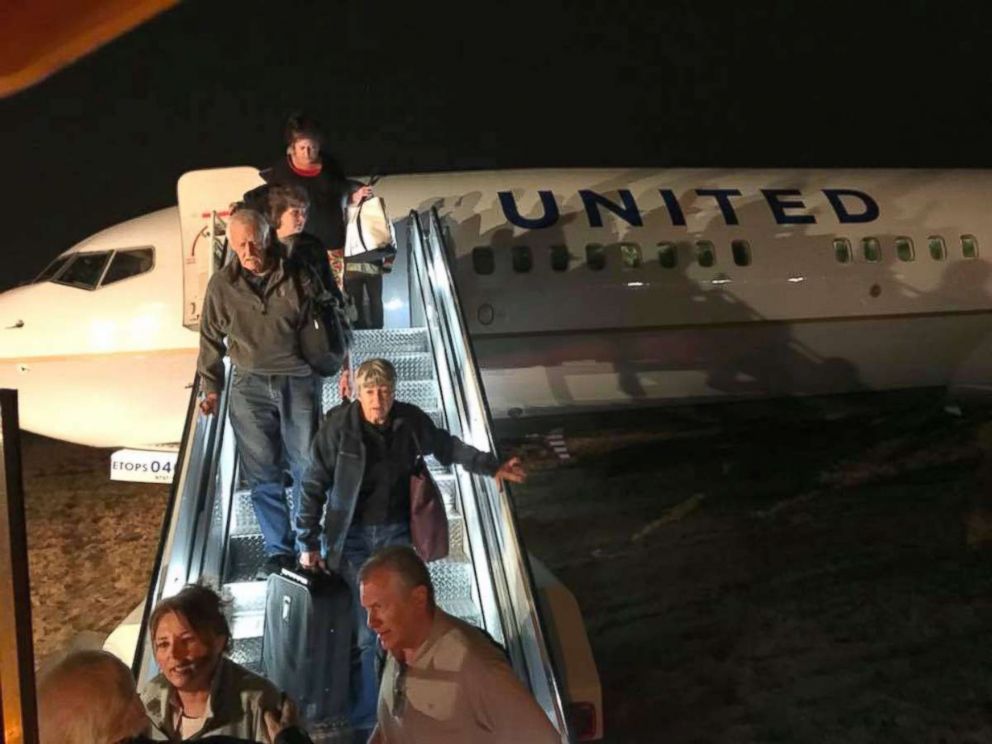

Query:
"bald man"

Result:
[[36, 650, 307, 744]]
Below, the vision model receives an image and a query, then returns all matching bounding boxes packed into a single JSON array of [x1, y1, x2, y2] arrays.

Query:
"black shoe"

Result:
[[255, 554, 292, 580]]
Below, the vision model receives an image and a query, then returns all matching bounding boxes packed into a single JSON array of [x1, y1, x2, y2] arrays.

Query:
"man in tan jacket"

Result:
[[359, 546, 561, 744]]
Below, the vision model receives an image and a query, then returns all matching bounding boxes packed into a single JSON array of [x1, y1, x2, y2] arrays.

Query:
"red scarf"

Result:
[[289, 156, 322, 177]]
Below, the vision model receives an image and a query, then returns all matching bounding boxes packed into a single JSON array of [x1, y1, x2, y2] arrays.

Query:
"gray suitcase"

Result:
[[262, 567, 353, 724]]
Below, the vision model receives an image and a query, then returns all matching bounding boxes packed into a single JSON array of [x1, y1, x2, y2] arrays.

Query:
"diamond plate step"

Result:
[[429, 558, 474, 605], [227, 534, 267, 582], [348, 351, 434, 381], [229, 636, 262, 667], [223, 581, 267, 639], [350, 328, 428, 354], [230, 505, 466, 564]]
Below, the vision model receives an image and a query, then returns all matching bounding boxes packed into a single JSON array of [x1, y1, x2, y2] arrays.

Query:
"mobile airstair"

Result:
[[130, 208, 584, 740]]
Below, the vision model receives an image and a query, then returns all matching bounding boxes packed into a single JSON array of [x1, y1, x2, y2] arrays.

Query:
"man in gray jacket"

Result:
[[198, 208, 319, 577], [296, 358, 526, 739]]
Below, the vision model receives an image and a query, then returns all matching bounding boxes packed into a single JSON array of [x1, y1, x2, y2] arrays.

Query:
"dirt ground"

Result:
[[508, 394, 992, 743], [17, 391, 992, 742], [20, 433, 169, 664]]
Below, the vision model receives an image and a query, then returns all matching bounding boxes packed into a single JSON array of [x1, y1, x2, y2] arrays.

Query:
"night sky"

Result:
[[3, 1, 992, 290]]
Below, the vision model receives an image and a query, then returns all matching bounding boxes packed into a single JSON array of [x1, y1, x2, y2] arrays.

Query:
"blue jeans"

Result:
[[228, 369, 318, 558], [339, 522, 411, 730]]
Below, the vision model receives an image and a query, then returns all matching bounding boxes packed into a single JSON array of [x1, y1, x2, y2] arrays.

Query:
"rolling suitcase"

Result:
[[262, 567, 353, 724]]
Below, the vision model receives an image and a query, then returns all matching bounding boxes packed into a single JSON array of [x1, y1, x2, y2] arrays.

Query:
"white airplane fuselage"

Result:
[[2, 168, 991, 447]]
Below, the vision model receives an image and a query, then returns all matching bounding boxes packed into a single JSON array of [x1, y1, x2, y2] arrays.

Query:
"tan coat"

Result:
[[141, 656, 281, 741], [372, 610, 561, 744]]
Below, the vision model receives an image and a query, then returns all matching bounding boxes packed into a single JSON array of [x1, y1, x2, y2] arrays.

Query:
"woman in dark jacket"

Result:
[[261, 113, 371, 290], [295, 357, 526, 737]]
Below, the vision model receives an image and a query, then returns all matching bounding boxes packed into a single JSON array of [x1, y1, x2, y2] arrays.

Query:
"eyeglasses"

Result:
[[392, 661, 407, 717]]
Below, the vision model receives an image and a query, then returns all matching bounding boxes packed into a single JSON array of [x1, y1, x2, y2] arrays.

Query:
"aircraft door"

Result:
[[177, 167, 265, 330]]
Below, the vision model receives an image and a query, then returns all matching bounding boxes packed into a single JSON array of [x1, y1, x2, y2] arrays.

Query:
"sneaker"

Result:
[[255, 554, 292, 580]]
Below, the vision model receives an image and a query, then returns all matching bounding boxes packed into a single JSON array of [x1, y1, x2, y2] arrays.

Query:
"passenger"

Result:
[[295, 358, 527, 740], [141, 585, 282, 740], [198, 209, 320, 577], [343, 196, 386, 329], [38, 648, 308, 744], [261, 112, 372, 292], [360, 546, 560, 744], [39, 649, 151, 744], [265, 183, 339, 298]]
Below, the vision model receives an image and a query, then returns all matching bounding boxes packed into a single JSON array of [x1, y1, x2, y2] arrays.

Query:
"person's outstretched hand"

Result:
[[494, 456, 527, 485]]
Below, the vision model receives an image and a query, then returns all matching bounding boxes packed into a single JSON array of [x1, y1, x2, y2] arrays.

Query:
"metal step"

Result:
[[223, 557, 481, 668], [227, 487, 465, 581], [350, 327, 428, 354], [348, 351, 434, 382]]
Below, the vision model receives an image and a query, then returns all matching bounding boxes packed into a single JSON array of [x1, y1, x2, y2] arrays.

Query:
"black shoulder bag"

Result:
[[291, 261, 353, 377]]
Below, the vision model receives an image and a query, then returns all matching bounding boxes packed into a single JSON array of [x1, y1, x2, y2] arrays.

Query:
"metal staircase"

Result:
[[132, 209, 570, 741], [221, 327, 482, 674]]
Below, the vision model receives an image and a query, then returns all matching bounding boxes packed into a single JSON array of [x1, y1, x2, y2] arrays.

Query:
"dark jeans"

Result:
[[339, 522, 411, 730], [344, 272, 383, 330], [228, 369, 318, 557]]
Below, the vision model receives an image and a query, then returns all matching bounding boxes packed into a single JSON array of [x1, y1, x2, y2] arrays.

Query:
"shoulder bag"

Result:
[[408, 429, 449, 562]]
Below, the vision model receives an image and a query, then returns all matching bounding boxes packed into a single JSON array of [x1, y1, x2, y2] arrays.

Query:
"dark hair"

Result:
[[284, 112, 323, 147], [265, 183, 310, 227], [149, 584, 231, 652], [359, 545, 435, 609]]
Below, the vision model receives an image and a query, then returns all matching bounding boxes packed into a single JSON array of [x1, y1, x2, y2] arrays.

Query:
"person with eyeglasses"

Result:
[[36, 649, 311, 744], [357, 546, 560, 744]]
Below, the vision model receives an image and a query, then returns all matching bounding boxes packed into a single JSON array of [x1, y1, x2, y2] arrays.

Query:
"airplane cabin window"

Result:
[[472, 246, 495, 275], [512, 245, 532, 273], [586, 244, 606, 271], [101, 247, 155, 286], [861, 237, 881, 263], [834, 238, 852, 264], [962, 234, 979, 258], [658, 242, 678, 269], [895, 237, 915, 262], [34, 255, 70, 283], [550, 244, 570, 272], [928, 236, 947, 261], [731, 239, 751, 267], [620, 242, 642, 269], [696, 241, 716, 268], [54, 251, 111, 290]]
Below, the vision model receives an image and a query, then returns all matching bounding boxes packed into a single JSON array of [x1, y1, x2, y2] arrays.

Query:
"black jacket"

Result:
[[262, 156, 358, 250], [297, 401, 500, 568]]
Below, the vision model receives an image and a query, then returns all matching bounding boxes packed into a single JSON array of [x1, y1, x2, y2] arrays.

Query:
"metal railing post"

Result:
[[0, 389, 38, 744]]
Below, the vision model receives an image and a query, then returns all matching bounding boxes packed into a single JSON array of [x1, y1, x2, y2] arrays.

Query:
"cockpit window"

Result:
[[54, 252, 112, 290], [102, 247, 155, 286], [34, 256, 71, 283]]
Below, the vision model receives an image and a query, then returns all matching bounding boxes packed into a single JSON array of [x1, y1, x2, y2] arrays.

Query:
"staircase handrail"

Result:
[[406, 209, 570, 739]]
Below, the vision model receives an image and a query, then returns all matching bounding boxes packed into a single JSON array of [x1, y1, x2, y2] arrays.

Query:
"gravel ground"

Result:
[[509, 394, 992, 743], [20, 433, 168, 664]]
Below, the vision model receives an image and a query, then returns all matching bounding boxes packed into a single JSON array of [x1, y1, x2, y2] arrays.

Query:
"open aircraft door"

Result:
[[178, 167, 264, 331]]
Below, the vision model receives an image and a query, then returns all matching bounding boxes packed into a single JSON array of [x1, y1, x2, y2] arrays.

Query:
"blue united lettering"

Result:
[[497, 187, 880, 229]]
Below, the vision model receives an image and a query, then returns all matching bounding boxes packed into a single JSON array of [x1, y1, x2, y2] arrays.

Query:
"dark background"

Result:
[[3, 0, 992, 290]]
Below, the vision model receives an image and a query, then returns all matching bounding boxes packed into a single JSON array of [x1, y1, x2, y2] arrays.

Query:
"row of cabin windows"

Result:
[[34, 247, 155, 290], [834, 235, 979, 264], [472, 240, 753, 275], [471, 234, 981, 275]]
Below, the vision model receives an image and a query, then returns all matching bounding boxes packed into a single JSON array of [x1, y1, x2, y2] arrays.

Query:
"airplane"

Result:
[[2, 167, 991, 448]]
